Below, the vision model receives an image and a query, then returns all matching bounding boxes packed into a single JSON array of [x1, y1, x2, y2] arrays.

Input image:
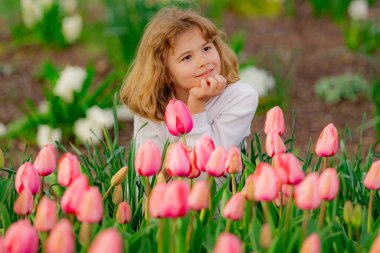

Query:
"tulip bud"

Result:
[[57, 153, 81, 187], [265, 130, 286, 157], [318, 168, 339, 201], [222, 192, 245, 221], [161, 180, 189, 218], [135, 140, 162, 177], [205, 147, 226, 177], [4, 220, 39, 253], [111, 166, 128, 187], [259, 223, 272, 249], [0, 237, 6, 253], [272, 153, 304, 185], [15, 162, 40, 195], [213, 232, 243, 253], [188, 151, 201, 179], [149, 183, 166, 218], [88, 228, 123, 253], [295, 173, 321, 210], [164, 99, 193, 136], [34, 196, 58, 232], [364, 160, 380, 190], [343, 201, 354, 225], [61, 175, 89, 215], [300, 233, 321, 253], [34, 144, 56, 176], [254, 163, 279, 202], [264, 106, 285, 136], [315, 123, 338, 157], [194, 135, 215, 172], [370, 232, 380, 253], [77, 187, 104, 223], [225, 146, 242, 174], [352, 204, 363, 229], [46, 219, 75, 253], [188, 181, 209, 211], [13, 189, 34, 216], [116, 202, 132, 224], [241, 174, 255, 201], [112, 184, 123, 205], [165, 142, 191, 177]]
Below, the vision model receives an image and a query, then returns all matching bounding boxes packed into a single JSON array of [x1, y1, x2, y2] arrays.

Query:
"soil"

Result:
[[0, 2, 379, 165]]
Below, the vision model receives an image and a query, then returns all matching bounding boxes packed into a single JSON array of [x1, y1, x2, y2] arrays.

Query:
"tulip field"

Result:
[[0, 102, 379, 253]]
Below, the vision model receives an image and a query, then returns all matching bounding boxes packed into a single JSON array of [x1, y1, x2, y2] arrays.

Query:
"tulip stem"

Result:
[[171, 219, 177, 253], [145, 178, 151, 222], [279, 191, 283, 223], [367, 189, 374, 233], [301, 211, 310, 240], [207, 176, 213, 216], [103, 185, 113, 200], [181, 134, 187, 146], [158, 219, 164, 253], [318, 201, 326, 229], [225, 219, 231, 232], [186, 212, 195, 252], [249, 201, 258, 250], [323, 157, 327, 170], [284, 186, 294, 231], [262, 202, 270, 225], [231, 175, 236, 194], [39, 176, 44, 200], [356, 228, 361, 252]]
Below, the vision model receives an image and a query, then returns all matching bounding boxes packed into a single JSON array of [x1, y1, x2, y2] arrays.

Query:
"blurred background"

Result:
[[0, 0, 379, 162]]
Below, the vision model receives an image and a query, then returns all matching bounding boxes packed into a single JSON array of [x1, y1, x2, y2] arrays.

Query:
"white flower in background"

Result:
[[61, 0, 77, 15], [20, 0, 42, 28], [62, 14, 82, 43], [36, 125, 62, 148], [0, 123, 7, 137], [38, 101, 49, 114], [74, 118, 103, 145], [348, 0, 368, 20], [54, 66, 86, 103], [37, 0, 53, 11], [240, 66, 275, 97], [87, 106, 114, 129], [117, 105, 134, 121]]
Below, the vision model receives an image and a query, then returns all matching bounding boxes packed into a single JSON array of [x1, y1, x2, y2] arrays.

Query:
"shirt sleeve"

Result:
[[133, 115, 167, 151]]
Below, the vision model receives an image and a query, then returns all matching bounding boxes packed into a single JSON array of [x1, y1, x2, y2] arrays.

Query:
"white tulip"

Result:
[[348, 0, 368, 20], [0, 123, 7, 137], [61, 0, 77, 15], [117, 105, 134, 121], [87, 106, 114, 129], [38, 101, 49, 114], [62, 14, 82, 43], [37, 0, 53, 11], [36, 125, 62, 148], [239, 66, 275, 97], [73, 118, 103, 144], [20, 0, 42, 28], [54, 66, 86, 103]]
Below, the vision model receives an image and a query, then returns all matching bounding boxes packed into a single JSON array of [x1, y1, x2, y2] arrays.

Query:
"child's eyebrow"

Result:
[[175, 41, 210, 61]]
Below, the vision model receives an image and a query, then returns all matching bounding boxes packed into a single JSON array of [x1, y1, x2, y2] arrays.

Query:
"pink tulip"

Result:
[[318, 168, 339, 201], [254, 163, 280, 202], [0, 237, 6, 253], [205, 147, 226, 177], [225, 146, 242, 174], [188, 181, 209, 211], [165, 142, 191, 177], [188, 151, 201, 178], [266, 130, 286, 157], [364, 160, 380, 190], [88, 228, 123, 253], [135, 140, 162, 177], [34, 196, 58, 232], [34, 144, 56, 176], [315, 123, 338, 157], [61, 175, 89, 215], [241, 174, 256, 201], [272, 153, 304, 185], [77, 187, 104, 223], [116, 202, 132, 224], [274, 191, 288, 206], [45, 219, 75, 253], [193, 135, 215, 171], [149, 183, 166, 218], [295, 173, 321, 210], [162, 180, 189, 218], [13, 189, 33, 216], [4, 219, 39, 253], [213, 232, 243, 253], [300, 233, 321, 253], [264, 106, 285, 136], [15, 162, 40, 195], [222, 192, 245, 220], [370, 232, 380, 253], [164, 99, 193, 136], [57, 153, 81, 187]]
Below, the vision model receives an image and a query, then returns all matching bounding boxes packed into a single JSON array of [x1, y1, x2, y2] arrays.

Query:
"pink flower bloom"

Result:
[[241, 173, 256, 201], [188, 181, 209, 211], [213, 232, 243, 253], [77, 187, 104, 223], [34, 144, 56, 176], [318, 168, 339, 201], [164, 99, 193, 136], [61, 175, 89, 215], [295, 173, 321, 210], [13, 189, 34, 216], [116, 202, 132, 224], [57, 153, 81, 187], [34, 196, 58, 232], [45, 219, 75, 253], [222, 192, 245, 221], [364, 160, 380, 190], [315, 123, 338, 157], [205, 147, 226, 177], [4, 219, 39, 253], [272, 153, 304, 185], [266, 130, 286, 157], [300, 233, 321, 253], [161, 180, 189, 218], [15, 162, 40, 195], [254, 163, 280, 202], [225, 146, 242, 174], [264, 106, 285, 136], [88, 228, 123, 253], [0, 237, 6, 253], [135, 140, 162, 177], [193, 135, 215, 172], [188, 151, 201, 179], [370, 231, 380, 253], [149, 183, 166, 218], [165, 142, 191, 177]]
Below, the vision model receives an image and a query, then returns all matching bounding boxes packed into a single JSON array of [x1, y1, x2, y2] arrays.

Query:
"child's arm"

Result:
[[133, 115, 166, 151]]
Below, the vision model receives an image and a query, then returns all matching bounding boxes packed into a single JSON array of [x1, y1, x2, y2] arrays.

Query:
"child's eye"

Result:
[[182, 55, 191, 61], [203, 46, 212, 52]]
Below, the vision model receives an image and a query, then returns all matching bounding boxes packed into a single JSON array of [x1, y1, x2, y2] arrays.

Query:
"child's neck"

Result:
[[174, 89, 189, 105]]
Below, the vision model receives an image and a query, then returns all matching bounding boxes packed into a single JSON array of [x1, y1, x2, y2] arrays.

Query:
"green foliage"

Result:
[[315, 74, 370, 104], [371, 77, 380, 138], [344, 20, 380, 55], [309, 0, 351, 20]]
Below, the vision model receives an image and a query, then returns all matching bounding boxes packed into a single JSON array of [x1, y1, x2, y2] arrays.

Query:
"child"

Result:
[[120, 7, 259, 153]]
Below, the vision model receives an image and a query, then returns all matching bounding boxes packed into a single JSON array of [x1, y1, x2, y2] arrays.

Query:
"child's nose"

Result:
[[197, 55, 209, 68]]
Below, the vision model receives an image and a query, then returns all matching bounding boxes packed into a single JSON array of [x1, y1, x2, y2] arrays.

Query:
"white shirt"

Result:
[[133, 80, 259, 151]]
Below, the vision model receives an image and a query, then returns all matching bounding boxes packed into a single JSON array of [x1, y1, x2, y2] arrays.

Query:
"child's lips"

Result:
[[196, 68, 214, 78]]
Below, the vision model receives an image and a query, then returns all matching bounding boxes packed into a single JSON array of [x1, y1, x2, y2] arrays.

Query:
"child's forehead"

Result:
[[169, 27, 211, 50]]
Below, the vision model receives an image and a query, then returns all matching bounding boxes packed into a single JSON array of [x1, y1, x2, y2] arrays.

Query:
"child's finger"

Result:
[[214, 75, 227, 87], [200, 79, 208, 89], [206, 77, 217, 90]]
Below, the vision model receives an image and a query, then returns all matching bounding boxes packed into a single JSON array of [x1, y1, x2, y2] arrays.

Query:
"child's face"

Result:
[[167, 27, 221, 98]]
